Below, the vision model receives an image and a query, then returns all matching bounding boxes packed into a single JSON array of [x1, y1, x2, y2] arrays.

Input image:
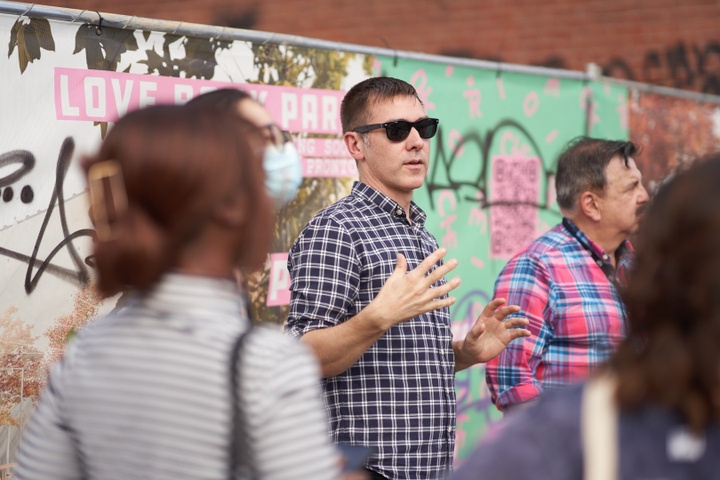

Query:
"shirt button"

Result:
[[447, 426, 452, 433], [395, 207, 403, 217], [439, 350, 445, 355]]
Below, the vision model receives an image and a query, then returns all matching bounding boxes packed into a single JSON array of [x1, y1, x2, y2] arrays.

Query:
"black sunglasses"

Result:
[[353, 117, 439, 142]]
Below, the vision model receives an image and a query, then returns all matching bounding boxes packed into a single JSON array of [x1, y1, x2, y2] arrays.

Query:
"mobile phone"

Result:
[[336, 443, 374, 472]]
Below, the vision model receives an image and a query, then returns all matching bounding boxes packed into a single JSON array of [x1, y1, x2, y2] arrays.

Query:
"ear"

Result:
[[212, 192, 247, 228], [344, 131, 366, 162], [579, 191, 602, 222]]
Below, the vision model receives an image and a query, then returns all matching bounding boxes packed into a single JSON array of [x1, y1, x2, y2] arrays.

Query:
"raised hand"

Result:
[[302, 247, 462, 377], [366, 247, 460, 331], [454, 298, 531, 371]]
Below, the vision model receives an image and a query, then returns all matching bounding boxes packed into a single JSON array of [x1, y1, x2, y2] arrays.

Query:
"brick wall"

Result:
[[34, 0, 720, 93]]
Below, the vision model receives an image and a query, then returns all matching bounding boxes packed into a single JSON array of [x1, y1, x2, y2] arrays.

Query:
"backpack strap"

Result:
[[229, 327, 253, 480], [581, 374, 619, 480]]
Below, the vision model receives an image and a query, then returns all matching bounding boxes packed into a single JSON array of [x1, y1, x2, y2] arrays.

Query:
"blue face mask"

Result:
[[263, 141, 303, 209]]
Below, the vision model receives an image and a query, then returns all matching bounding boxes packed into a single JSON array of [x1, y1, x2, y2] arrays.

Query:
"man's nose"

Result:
[[406, 126, 425, 148]]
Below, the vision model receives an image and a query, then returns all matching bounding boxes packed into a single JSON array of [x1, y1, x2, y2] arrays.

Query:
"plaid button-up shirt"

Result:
[[486, 219, 634, 411], [286, 182, 456, 479]]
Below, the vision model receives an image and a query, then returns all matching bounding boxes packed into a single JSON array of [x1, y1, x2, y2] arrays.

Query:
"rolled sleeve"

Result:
[[285, 215, 360, 338]]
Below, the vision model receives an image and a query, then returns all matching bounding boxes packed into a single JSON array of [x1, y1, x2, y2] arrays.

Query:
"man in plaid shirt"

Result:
[[285, 77, 530, 480], [485, 137, 650, 412]]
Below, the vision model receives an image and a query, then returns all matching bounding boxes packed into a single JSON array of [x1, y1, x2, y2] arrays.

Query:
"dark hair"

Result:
[[340, 76, 422, 133], [613, 152, 720, 432], [84, 105, 272, 296], [184, 87, 251, 109], [555, 136, 638, 211]]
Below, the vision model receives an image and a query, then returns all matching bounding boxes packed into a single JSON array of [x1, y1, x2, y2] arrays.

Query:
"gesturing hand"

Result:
[[455, 298, 531, 369], [367, 247, 460, 331]]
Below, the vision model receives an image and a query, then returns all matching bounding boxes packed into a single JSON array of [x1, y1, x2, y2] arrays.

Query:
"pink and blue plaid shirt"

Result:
[[485, 219, 635, 411]]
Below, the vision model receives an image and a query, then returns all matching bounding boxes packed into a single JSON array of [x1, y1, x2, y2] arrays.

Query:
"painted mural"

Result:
[[378, 59, 629, 457], [1, 4, 720, 471]]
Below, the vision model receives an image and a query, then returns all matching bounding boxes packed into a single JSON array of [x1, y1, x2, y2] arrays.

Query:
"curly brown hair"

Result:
[[613, 152, 720, 432]]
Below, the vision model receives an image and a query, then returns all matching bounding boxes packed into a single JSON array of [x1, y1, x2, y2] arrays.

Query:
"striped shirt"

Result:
[[15, 273, 341, 480], [485, 219, 634, 411], [286, 182, 456, 480]]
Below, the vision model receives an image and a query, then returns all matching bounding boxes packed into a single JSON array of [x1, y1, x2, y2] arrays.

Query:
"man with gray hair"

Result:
[[485, 136, 649, 411]]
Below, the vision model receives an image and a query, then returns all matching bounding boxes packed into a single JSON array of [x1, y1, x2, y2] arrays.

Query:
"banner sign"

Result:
[[3, 6, 718, 467]]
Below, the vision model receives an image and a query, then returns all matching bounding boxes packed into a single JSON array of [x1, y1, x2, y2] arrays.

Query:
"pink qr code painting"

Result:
[[489, 155, 540, 258]]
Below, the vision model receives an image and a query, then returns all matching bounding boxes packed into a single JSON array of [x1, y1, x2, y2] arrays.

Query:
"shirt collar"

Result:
[[352, 181, 426, 225], [562, 217, 633, 263]]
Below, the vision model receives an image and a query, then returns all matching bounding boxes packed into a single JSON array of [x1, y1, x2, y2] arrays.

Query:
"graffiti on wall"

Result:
[[3, 5, 719, 470], [0, 140, 94, 294], [629, 90, 720, 192], [1, 11, 367, 465], [447, 39, 720, 95], [603, 40, 720, 95], [377, 59, 630, 458], [0, 137, 102, 451]]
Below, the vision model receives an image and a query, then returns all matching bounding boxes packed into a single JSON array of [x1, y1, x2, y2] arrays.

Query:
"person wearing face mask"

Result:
[[184, 90, 369, 479], [14, 105, 341, 480], [185, 88, 303, 209]]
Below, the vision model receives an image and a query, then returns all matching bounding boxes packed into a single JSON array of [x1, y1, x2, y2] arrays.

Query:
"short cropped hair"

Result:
[[555, 136, 638, 211], [340, 76, 422, 133]]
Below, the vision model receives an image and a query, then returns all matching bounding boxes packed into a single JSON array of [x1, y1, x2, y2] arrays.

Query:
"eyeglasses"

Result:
[[264, 124, 294, 149], [353, 117, 439, 142]]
